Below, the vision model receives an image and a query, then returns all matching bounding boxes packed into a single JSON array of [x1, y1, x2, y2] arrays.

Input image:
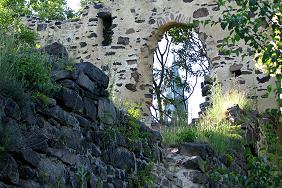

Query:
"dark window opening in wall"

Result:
[[98, 13, 113, 46], [231, 69, 242, 77], [230, 64, 243, 77]]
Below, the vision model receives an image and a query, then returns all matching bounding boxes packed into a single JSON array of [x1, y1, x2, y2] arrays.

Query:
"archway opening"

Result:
[[150, 23, 210, 128]]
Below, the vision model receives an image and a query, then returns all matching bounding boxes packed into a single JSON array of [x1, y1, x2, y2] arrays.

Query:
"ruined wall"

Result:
[[22, 0, 278, 123]]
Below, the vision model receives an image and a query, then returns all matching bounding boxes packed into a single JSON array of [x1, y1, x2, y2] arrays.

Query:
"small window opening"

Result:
[[98, 13, 113, 46], [231, 69, 242, 77], [229, 64, 243, 77]]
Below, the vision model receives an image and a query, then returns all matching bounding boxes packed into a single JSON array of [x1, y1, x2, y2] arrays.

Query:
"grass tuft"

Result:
[[161, 83, 250, 153]]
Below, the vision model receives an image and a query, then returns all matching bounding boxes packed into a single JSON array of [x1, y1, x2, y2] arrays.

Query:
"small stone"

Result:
[[4, 99, 21, 120], [48, 148, 76, 165], [117, 37, 130, 45], [189, 170, 208, 184], [193, 8, 209, 18], [83, 98, 97, 121], [55, 87, 84, 113], [25, 132, 48, 153], [20, 149, 40, 167], [182, 156, 205, 172], [98, 98, 116, 125]]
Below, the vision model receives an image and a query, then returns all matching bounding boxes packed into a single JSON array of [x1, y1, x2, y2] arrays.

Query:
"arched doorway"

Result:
[[139, 21, 210, 126]]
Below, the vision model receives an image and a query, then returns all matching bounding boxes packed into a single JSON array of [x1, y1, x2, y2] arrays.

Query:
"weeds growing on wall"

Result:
[[0, 29, 58, 101], [161, 83, 249, 153]]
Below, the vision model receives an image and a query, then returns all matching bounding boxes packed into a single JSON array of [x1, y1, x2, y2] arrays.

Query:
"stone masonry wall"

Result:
[[0, 43, 162, 188], [22, 0, 278, 124]]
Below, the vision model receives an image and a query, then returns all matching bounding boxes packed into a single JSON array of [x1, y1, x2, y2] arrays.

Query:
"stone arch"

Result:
[[138, 13, 211, 121]]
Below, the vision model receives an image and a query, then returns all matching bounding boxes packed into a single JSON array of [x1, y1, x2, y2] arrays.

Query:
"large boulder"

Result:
[[42, 42, 69, 71], [76, 62, 109, 89]]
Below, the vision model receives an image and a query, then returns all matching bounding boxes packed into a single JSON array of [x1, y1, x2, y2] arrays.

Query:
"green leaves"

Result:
[[214, 0, 282, 77]]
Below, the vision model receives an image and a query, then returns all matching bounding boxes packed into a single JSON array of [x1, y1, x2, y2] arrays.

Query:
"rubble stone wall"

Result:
[[22, 0, 278, 123]]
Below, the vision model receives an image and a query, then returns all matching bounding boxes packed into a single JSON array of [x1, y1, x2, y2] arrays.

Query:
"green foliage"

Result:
[[0, 30, 58, 101], [208, 167, 244, 187], [130, 162, 155, 188], [12, 50, 58, 95], [176, 127, 197, 143], [211, 0, 282, 112], [0, 0, 75, 21], [76, 166, 91, 188], [168, 24, 194, 44], [206, 83, 253, 122], [153, 24, 209, 123], [214, 0, 281, 77], [32, 92, 50, 106], [80, 0, 107, 8]]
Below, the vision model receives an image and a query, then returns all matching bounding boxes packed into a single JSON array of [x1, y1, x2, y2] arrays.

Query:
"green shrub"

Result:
[[0, 29, 58, 100], [130, 162, 155, 188], [176, 127, 196, 143], [13, 49, 58, 94]]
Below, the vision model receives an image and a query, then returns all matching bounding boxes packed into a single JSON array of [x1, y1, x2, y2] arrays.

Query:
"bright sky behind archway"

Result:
[[67, 0, 80, 11]]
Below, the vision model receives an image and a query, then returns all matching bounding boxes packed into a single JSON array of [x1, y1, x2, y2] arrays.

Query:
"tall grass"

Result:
[[0, 29, 58, 101], [161, 83, 251, 153], [0, 31, 26, 101]]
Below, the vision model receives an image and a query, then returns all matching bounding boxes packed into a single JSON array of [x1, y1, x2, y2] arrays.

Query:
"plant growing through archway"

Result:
[[152, 24, 209, 124]]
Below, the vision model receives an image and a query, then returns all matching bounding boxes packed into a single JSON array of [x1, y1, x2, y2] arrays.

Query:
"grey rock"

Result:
[[20, 180, 40, 188], [25, 132, 48, 153], [43, 42, 68, 59], [116, 132, 128, 147], [90, 174, 102, 188], [21, 101, 37, 125], [76, 62, 109, 89], [90, 144, 101, 157], [58, 80, 80, 91], [55, 87, 84, 113], [83, 98, 97, 121], [136, 159, 147, 171], [20, 149, 40, 167], [48, 148, 76, 165], [189, 171, 208, 184], [42, 42, 68, 71], [76, 72, 97, 94], [193, 8, 209, 18], [112, 147, 135, 172], [229, 64, 243, 72], [117, 37, 130, 45], [60, 128, 82, 150], [48, 106, 79, 127], [0, 153, 19, 185], [182, 156, 205, 172], [112, 178, 124, 188], [0, 182, 7, 188], [38, 158, 66, 186], [202, 85, 211, 97], [180, 143, 212, 160], [51, 70, 74, 81], [98, 98, 116, 125], [19, 166, 36, 179], [4, 99, 21, 120], [0, 121, 25, 153], [73, 114, 95, 129]]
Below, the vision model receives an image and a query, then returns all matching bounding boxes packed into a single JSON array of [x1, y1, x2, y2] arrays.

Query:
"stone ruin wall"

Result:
[[22, 0, 278, 124]]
